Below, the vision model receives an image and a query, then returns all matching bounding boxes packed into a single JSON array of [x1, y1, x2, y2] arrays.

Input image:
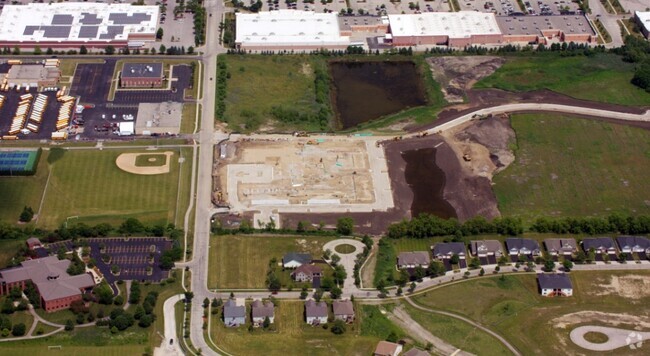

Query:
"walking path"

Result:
[[570, 326, 650, 351]]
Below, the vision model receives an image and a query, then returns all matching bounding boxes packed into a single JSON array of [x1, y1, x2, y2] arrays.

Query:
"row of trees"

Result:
[[530, 214, 650, 235], [614, 36, 650, 92], [387, 214, 524, 240]]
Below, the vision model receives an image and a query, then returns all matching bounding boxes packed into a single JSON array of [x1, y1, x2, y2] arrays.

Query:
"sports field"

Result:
[[219, 55, 331, 132], [34, 148, 191, 229], [0, 151, 49, 223], [475, 54, 650, 106], [208, 234, 335, 289], [411, 271, 650, 355], [493, 114, 650, 221], [210, 300, 379, 355]]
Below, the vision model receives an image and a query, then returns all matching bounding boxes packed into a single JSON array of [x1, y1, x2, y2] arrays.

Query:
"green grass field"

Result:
[[411, 271, 650, 355], [25, 148, 192, 229], [134, 154, 167, 167], [0, 239, 25, 268], [208, 234, 335, 289], [180, 103, 199, 134], [0, 153, 49, 223], [220, 55, 330, 132], [358, 304, 405, 340], [475, 54, 650, 106], [493, 114, 650, 221], [210, 300, 379, 355]]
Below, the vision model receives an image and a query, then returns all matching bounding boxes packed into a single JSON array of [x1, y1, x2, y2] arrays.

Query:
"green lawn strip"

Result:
[[0, 150, 50, 223], [401, 303, 511, 356], [38, 149, 182, 229], [0, 239, 26, 268], [134, 154, 167, 167], [475, 54, 650, 106], [208, 234, 335, 289], [0, 309, 35, 336], [373, 239, 399, 287], [493, 114, 650, 221], [411, 271, 650, 355], [35, 302, 106, 326], [334, 244, 356, 254], [59, 59, 105, 78], [180, 103, 198, 134], [358, 304, 405, 340], [31, 321, 60, 335], [210, 300, 379, 355], [174, 147, 194, 228]]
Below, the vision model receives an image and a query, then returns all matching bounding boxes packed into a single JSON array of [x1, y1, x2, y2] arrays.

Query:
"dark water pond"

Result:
[[402, 147, 457, 219], [329, 61, 427, 129]]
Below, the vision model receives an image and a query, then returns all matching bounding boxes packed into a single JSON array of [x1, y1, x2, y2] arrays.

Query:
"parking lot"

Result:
[[87, 237, 174, 284]]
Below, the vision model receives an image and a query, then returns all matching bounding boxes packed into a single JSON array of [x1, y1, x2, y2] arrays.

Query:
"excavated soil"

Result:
[[427, 56, 506, 103]]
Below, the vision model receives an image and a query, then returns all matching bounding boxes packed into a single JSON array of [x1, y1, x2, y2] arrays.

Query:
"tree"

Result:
[[313, 289, 323, 302], [134, 305, 145, 320], [396, 286, 403, 296], [187, 46, 194, 54], [119, 218, 145, 235], [79, 45, 88, 55], [469, 257, 481, 269], [33, 46, 42, 55], [156, 27, 164, 40], [543, 259, 555, 272], [202, 298, 210, 308], [94, 283, 114, 305], [1, 298, 14, 314], [159, 44, 167, 54], [330, 286, 342, 299], [46, 47, 54, 55], [408, 282, 416, 293], [574, 251, 586, 264], [479, 268, 485, 276], [114, 295, 124, 305], [331, 254, 341, 266], [9, 287, 22, 300], [386, 331, 399, 343], [562, 259, 573, 272], [138, 314, 154, 327], [323, 249, 332, 260], [333, 265, 347, 285], [12, 323, 26, 336], [336, 217, 354, 235], [12, 46, 20, 55], [330, 319, 346, 335], [632, 60, 650, 92], [105, 45, 115, 55], [262, 316, 270, 329], [0, 315, 11, 331], [65, 319, 74, 331], [19, 206, 34, 222]]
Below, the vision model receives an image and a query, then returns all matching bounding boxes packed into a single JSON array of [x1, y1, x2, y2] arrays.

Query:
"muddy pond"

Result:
[[329, 61, 427, 129]]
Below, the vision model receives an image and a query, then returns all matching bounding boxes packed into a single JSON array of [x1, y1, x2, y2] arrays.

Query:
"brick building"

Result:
[[120, 63, 164, 88], [0, 256, 95, 312]]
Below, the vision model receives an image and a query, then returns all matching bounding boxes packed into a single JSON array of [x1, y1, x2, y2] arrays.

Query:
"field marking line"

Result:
[[35, 165, 53, 227]]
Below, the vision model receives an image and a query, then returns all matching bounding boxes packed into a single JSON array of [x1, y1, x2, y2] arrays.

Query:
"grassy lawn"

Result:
[[475, 54, 650, 106], [220, 55, 331, 132], [0, 239, 25, 268], [373, 240, 399, 287], [493, 114, 650, 221], [59, 59, 105, 79], [0, 151, 49, 223], [134, 154, 167, 167], [174, 147, 194, 228], [210, 300, 379, 355], [358, 304, 405, 340], [208, 234, 335, 289], [37, 148, 186, 229], [180, 103, 199, 134], [411, 271, 650, 355], [334, 244, 356, 254], [0, 308, 35, 337]]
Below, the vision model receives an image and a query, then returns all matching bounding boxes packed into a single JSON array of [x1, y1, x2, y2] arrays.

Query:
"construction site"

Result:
[[214, 135, 394, 227]]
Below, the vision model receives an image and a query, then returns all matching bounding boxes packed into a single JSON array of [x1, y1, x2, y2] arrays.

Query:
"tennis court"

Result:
[[0, 149, 40, 175]]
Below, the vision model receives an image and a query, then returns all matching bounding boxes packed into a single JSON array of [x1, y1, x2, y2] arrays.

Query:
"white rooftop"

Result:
[[388, 12, 502, 39], [235, 10, 350, 47], [636, 11, 650, 34], [0, 3, 159, 43]]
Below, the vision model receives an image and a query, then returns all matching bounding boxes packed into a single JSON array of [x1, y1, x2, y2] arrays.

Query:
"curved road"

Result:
[[570, 325, 650, 352]]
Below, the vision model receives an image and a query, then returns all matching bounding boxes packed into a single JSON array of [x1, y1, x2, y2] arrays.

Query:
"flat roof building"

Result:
[[496, 15, 596, 45], [3, 64, 61, 87], [120, 63, 164, 88], [135, 102, 182, 135], [387, 12, 503, 47], [0, 3, 159, 49], [235, 10, 351, 51], [635, 12, 650, 39]]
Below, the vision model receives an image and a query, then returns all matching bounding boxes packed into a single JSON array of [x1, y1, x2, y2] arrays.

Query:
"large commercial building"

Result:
[[235, 10, 351, 51], [496, 15, 596, 45], [3, 64, 61, 87], [0, 256, 95, 312], [635, 11, 650, 39], [120, 63, 164, 88], [387, 12, 503, 47], [135, 102, 183, 135], [0, 3, 159, 49]]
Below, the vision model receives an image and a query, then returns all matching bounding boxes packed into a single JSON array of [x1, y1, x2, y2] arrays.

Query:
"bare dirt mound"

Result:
[[427, 56, 506, 103]]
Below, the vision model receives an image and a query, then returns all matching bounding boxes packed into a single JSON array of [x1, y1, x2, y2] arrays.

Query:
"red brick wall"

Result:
[[120, 78, 163, 88], [43, 294, 83, 313]]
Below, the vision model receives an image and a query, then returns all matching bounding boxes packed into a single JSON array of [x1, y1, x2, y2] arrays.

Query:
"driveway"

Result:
[[570, 325, 650, 351], [155, 294, 185, 356], [322, 239, 366, 295]]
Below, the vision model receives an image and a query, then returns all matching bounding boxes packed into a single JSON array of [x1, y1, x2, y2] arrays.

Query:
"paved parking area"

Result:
[[87, 237, 174, 284]]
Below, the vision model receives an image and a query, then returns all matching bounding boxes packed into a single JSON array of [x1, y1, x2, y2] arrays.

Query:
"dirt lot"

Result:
[[551, 311, 650, 330], [592, 274, 650, 301], [427, 56, 506, 104]]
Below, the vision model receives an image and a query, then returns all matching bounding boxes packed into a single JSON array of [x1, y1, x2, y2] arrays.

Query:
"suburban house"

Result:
[[305, 299, 328, 325], [0, 256, 95, 312], [396, 251, 430, 269], [332, 299, 355, 323], [251, 299, 274, 326], [403, 348, 430, 356], [431, 242, 467, 270], [581, 237, 617, 257], [505, 238, 541, 261], [470, 240, 503, 265], [537, 273, 573, 297], [374, 340, 403, 356], [223, 299, 246, 327], [291, 264, 323, 283], [616, 236, 650, 257], [544, 238, 578, 257], [283, 252, 312, 268]]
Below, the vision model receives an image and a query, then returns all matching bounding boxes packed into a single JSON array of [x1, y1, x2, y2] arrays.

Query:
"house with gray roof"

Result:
[[332, 299, 354, 323], [537, 273, 573, 297], [305, 299, 328, 325], [505, 238, 541, 261], [403, 348, 430, 356], [470, 240, 503, 265], [0, 256, 94, 312], [223, 299, 246, 327], [251, 299, 274, 325], [397, 251, 430, 269], [544, 238, 578, 257], [283, 252, 312, 268], [291, 264, 322, 283], [582, 237, 617, 256], [616, 236, 650, 256], [432, 242, 467, 270]]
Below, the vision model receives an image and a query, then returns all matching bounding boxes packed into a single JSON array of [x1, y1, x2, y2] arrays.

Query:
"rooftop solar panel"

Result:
[[109, 12, 151, 25], [79, 26, 99, 38], [23, 26, 39, 36], [99, 25, 124, 39], [42, 26, 72, 38], [80, 13, 103, 25], [51, 14, 74, 25]]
